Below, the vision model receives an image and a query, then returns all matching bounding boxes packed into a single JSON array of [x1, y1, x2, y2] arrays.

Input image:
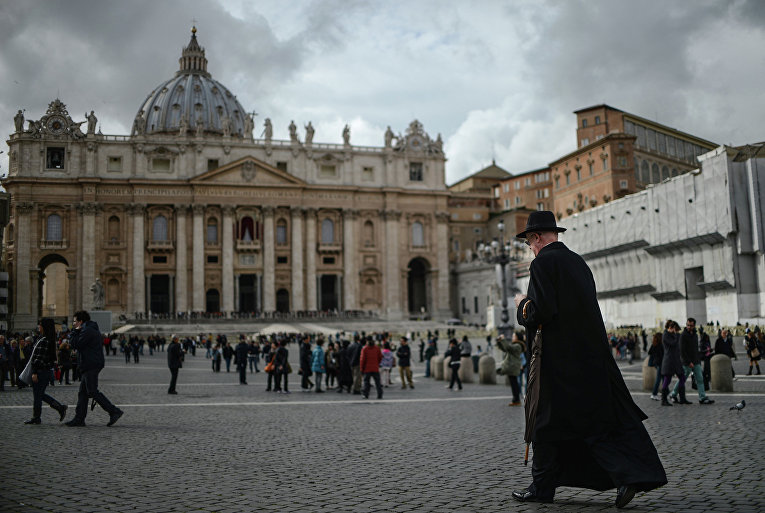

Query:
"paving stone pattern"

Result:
[[2, 343, 764, 512]]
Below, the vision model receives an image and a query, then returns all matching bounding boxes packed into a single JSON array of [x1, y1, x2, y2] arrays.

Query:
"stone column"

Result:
[[435, 212, 451, 319], [29, 269, 41, 323], [79, 203, 99, 310], [191, 204, 205, 312], [383, 209, 402, 319], [174, 204, 189, 314], [342, 209, 358, 311], [221, 205, 236, 315], [262, 206, 275, 311], [67, 269, 77, 321], [290, 206, 305, 311], [13, 202, 34, 324], [305, 208, 317, 311], [130, 203, 146, 315]]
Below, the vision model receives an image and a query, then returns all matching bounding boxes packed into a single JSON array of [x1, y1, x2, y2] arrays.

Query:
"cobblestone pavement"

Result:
[[2, 341, 764, 512]]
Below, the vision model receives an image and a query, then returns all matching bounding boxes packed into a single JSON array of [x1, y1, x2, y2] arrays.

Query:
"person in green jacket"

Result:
[[497, 331, 526, 406], [423, 340, 437, 377]]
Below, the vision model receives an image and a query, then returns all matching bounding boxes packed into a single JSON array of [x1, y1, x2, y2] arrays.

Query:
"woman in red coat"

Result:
[[360, 338, 383, 399]]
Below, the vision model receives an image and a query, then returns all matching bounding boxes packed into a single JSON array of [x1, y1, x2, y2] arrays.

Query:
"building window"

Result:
[[503, 183, 510, 193], [276, 161, 288, 172], [525, 177, 531, 186], [581, 138, 589, 147], [566, 174, 570, 186], [588, 162, 593, 175], [46, 147, 65, 169], [108, 216, 120, 242], [555, 177, 559, 189], [240, 254, 255, 266], [641, 161, 650, 183], [206, 159, 218, 171], [153, 256, 168, 264], [240, 216, 255, 241], [452, 240, 459, 253], [474, 296, 479, 314], [362, 166, 374, 181], [276, 219, 288, 245], [661, 166, 670, 180], [652, 163, 660, 183], [618, 156, 628, 167], [277, 256, 288, 264], [409, 162, 423, 181], [107, 156, 122, 172], [206, 218, 218, 244], [582, 119, 588, 128], [515, 181, 520, 190], [602, 159, 608, 172], [320, 165, 337, 178], [46, 214, 62, 241], [321, 219, 334, 244], [504, 198, 510, 209], [594, 115, 601, 125], [515, 196, 521, 205], [363, 220, 374, 247], [207, 255, 218, 264], [620, 180, 628, 189], [152, 215, 168, 241], [322, 257, 335, 265], [152, 158, 171, 172], [544, 188, 549, 198], [461, 297, 467, 314], [576, 169, 581, 181], [537, 202, 544, 211], [412, 222, 425, 247]]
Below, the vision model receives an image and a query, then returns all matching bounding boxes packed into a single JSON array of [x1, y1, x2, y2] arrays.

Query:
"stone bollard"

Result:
[[432, 355, 444, 380], [459, 355, 474, 383], [443, 357, 452, 382], [710, 354, 733, 392], [478, 354, 496, 384], [642, 356, 656, 392], [632, 345, 641, 360]]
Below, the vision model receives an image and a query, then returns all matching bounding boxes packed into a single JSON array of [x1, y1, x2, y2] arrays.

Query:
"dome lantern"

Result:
[[178, 26, 209, 76]]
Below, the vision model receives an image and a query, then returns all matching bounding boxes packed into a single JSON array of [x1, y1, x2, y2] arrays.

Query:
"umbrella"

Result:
[[523, 324, 543, 465]]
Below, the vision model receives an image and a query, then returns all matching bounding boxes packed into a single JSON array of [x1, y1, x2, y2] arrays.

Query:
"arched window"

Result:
[[364, 278, 376, 303], [152, 215, 168, 241], [651, 163, 660, 183], [661, 166, 670, 180], [206, 218, 218, 244], [641, 161, 650, 183], [321, 219, 334, 244], [107, 278, 120, 304], [363, 220, 374, 247], [276, 218, 288, 245], [240, 216, 254, 241], [412, 221, 424, 247], [46, 214, 62, 241], [634, 159, 640, 181], [108, 216, 120, 242], [671, 168, 678, 177]]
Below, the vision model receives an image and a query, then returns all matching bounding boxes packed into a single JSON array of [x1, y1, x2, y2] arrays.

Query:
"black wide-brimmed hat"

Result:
[[515, 210, 567, 238]]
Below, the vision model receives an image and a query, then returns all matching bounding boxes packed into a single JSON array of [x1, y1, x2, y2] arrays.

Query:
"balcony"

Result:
[[40, 239, 68, 250], [102, 239, 127, 250], [146, 240, 174, 252], [318, 242, 342, 253], [236, 240, 262, 252]]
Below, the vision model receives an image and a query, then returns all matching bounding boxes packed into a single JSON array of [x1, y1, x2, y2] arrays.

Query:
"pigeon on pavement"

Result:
[[729, 400, 746, 412]]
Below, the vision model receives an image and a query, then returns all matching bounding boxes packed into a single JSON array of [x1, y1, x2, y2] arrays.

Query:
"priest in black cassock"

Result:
[[512, 211, 667, 508]]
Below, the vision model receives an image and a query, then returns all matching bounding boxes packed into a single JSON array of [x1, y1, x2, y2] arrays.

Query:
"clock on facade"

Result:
[[46, 115, 67, 134]]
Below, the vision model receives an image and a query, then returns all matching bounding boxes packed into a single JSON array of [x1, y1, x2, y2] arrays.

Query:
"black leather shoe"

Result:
[[58, 405, 68, 422], [615, 485, 636, 508], [65, 419, 86, 427], [24, 418, 41, 425], [107, 409, 123, 427], [511, 489, 553, 504]]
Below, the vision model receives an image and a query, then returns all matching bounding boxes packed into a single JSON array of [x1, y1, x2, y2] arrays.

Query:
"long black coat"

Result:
[[516, 242, 646, 443], [167, 341, 184, 370], [661, 330, 683, 375], [69, 321, 105, 372]]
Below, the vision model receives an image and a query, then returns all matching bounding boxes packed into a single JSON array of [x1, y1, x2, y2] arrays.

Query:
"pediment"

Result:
[[191, 157, 305, 186]]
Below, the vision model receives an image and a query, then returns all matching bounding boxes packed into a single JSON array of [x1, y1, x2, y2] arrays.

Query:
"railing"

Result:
[[127, 309, 379, 324], [236, 240, 262, 252], [40, 239, 68, 250], [146, 240, 174, 251], [317, 242, 342, 253]]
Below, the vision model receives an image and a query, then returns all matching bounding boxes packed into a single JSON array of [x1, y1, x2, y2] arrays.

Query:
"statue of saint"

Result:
[[304, 122, 314, 144], [178, 115, 188, 136], [243, 112, 254, 140], [342, 124, 350, 145], [14, 110, 24, 133], [196, 116, 204, 137], [132, 110, 145, 136], [90, 279, 105, 310], [85, 110, 97, 134], [435, 133, 443, 152], [289, 120, 298, 143], [384, 126, 394, 148], [222, 116, 231, 136], [263, 118, 273, 142]]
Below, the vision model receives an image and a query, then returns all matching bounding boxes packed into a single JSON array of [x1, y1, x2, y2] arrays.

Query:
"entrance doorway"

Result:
[[150, 275, 170, 314], [239, 274, 256, 312], [276, 288, 290, 313], [320, 275, 339, 311], [39, 254, 69, 320], [206, 289, 220, 313], [407, 258, 429, 316]]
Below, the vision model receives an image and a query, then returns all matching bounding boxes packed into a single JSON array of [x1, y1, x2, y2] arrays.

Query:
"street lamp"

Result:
[[478, 220, 520, 341]]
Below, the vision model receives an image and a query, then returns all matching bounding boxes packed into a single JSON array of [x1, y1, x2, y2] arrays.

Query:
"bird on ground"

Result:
[[729, 400, 746, 412]]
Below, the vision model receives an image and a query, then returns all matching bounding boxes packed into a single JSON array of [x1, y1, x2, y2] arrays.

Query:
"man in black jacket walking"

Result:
[[65, 311, 123, 427], [234, 336, 248, 385], [670, 318, 714, 404], [167, 336, 184, 394], [511, 211, 666, 508]]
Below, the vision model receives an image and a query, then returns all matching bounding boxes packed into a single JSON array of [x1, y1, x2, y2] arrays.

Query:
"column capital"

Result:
[[15, 201, 35, 215], [222, 205, 237, 217], [342, 208, 359, 220], [304, 207, 317, 218], [381, 209, 401, 221], [174, 203, 190, 214], [192, 204, 206, 216], [77, 202, 101, 216], [262, 205, 275, 217], [290, 205, 304, 218], [435, 211, 450, 223], [127, 203, 146, 216]]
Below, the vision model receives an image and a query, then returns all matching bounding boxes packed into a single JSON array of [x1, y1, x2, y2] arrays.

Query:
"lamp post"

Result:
[[478, 220, 521, 340]]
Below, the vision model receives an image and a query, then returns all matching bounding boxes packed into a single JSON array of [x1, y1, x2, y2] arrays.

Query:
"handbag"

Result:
[[264, 360, 275, 373], [752, 347, 761, 359], [19, 340, 42, 385]]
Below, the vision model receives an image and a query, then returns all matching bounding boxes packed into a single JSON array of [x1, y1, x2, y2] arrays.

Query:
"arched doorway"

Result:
[[150, 275, 170, 314], [276, 288, 290, 313], [206, 289, 220, 313], [320, 275, 339, 311], [39, 254, 69, 321], [407, 257, 430, 317]]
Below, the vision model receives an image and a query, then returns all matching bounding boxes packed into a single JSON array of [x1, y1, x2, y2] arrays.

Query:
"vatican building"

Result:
[[2, 29, 451, 329]]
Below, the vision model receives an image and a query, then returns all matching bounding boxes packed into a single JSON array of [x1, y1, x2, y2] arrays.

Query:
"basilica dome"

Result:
[[132, 28, 250, 138]]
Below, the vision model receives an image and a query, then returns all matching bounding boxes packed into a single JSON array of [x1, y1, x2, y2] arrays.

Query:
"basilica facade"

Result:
[[3, 29, 450, 329]]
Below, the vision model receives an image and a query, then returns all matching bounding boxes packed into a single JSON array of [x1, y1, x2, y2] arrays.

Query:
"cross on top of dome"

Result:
[[178, 26, 209, 76]]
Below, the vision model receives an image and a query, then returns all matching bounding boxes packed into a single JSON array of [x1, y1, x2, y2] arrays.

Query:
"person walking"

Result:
[[745, 329, 762, 375], [497, 332, 525, 406], [234, 336, 249, 385], [511, 211, 666, 507], [299, 337, 314, 391], [248, 339, 260, 373], [349, 336, 363, 395], [662, 320, 689, 405], [424, 339, 436, 377], [671, 318, 714, 405], [57, 342, 72, 385], [311, 339, 326, 393], [167, 336, 184, 394], [274, 339, 290, 394], [65, 311, 123, 427], [698, 329, 713, 389], [336, 340, 353, 393], [396, 337, 414, 389], [23, 319, 68, 424], [445, 339, 462, 391], [379, 342, 394, 387], [222, 342, 234, 373], [647, 333, 664, 401], [360, 337, 383, 399]]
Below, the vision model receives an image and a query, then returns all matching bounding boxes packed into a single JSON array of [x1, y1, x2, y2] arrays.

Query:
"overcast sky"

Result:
[[1, 0, 763, 184]]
